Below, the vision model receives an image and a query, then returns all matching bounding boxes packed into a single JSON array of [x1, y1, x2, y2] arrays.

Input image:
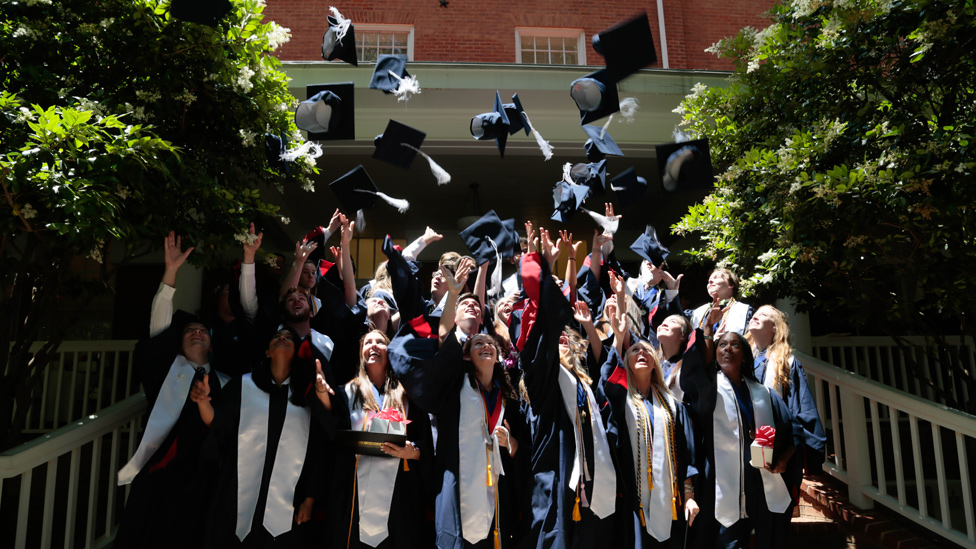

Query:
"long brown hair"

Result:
[[347, 330, 406, 415], [745, 305, 792, 394], [462, 334, 518, 401], [624, 339, 670, 402]]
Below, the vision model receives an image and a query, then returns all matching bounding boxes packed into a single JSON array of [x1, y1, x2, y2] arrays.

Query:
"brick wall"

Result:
[[265, 0, 777, 71]]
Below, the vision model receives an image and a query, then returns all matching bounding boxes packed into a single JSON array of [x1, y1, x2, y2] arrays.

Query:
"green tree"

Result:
[[0, 0, 319, 447], [673, 0, 976, 411]]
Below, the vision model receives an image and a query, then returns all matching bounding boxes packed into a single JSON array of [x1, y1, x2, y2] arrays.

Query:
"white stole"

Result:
[[236, 374, 311, 540], [117, 356, 225, 485], [556, 366, 616, 519], [458, 378, 506, 544], [625, 391, 675, 541], [346, 385, 403, 547], [692, 301, 750, 335], [713, 374, 791, 527]]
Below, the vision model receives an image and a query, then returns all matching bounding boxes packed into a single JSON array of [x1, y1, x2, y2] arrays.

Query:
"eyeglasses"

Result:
[[431, 270, 446, 280]]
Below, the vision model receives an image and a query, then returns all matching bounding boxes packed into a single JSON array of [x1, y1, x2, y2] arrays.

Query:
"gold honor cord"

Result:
[[480, 390, 501, 549], [571, 395, 589, 522], [698, 297, 737, 329], [652, 386, 681, 520], [633, 394, 653, 528]]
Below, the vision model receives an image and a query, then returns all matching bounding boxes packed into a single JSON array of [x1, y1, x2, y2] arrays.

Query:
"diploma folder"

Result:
[[337, 430, 408, 457]]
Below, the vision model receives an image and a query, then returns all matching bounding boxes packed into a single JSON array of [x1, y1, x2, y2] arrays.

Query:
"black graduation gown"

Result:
[[516, 252, 614, 549], [205, 368, 333, 549], [114, 310, 226, 549], [389, 327, 527, 549], [344, 391, 436, 549], [678, 331, 796, 549], [599, 349, 698, 549]]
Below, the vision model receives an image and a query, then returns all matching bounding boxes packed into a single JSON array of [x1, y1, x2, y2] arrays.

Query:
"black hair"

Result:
[[713, 332, 758, 382], [251, 326, 312, 406]]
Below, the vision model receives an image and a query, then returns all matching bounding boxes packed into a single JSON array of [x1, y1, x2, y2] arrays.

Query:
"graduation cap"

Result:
[[630, 225, 669, 266], [592, 12, 657, 84], [570, 69, 619, 125], [170, 0, 232, 26], [296, 83, 355, 141], [470, 91, 510, 158], [369, 55, 420, 102], [609, 167, 648, 206], [551, 181, 591, 223], [571, 159, 608, 198], [656, 139, 714, 192], [582, 124, 624, 161], [329, 165, 410, 231], [264, 133, 289, 172], [459, 211, 518, 297], [321, 7, 358, 66], [502, 94, 530, 136], [373, 120, 426, 169]]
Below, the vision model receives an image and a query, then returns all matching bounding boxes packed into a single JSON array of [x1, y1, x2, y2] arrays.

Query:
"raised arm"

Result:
[[338, 216, 358, 308], [574, 300, 604, 364], [239, 223, 264, 323], [150, 231, 194, 337], [437, 258, 474, 345], [401, 226, 443, 262], [588, 230, 613, 286], [473, 259, 488, 322], [278, 239, 318, 300]]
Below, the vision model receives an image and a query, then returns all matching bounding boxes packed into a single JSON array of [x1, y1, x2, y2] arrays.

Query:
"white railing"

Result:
[[799, 350, 976, 548], [0, 394, 146, 549], [8, 341, 139, 433], [811, 335, 975, 408]]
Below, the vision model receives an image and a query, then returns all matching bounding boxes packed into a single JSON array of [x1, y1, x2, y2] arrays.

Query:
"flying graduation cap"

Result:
[[329, 165, 410, 231], [459, 210, 519, 297], [609, 167, 648, 206], [551, 181, 591, 223], [321, 7, 358, 66], [295, 83, 355, 141], [373, 120, 451, 184], [569, 69, 620, 125], [592, 12, 658, 84], [470, 91, 511, 157], [571, 159, 608, 198], [369, 55, 421, 102], [630, 225, 669, 267], [655, 138, 714, 192], [500, 93, 553, 160], [170, 0, 232, 26], [582, 124, 624, 161]]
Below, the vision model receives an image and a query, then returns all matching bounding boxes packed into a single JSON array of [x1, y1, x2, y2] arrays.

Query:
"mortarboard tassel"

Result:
[[580, 207, 619, 235], [487, 462, 493, 487], [354, 189, 411, 213], [485, 236, 503, 298], [401, 143, 452, 184], [494, 530, 501, 549], [402, 458, 410, 471], [561, 162, 574, 184], [521, 113, 553, 160], [572, 495, 582, 522], [638, 503, 646, 527], [279, 141, 323, 163], [387, 71, 422, 103], [356, 209, 366, 232], [328, 7, 351, 43], [599, 97, 640, 139]]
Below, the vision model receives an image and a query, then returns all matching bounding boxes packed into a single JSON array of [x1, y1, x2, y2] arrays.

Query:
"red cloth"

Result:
[[482, 389, 504, 430], [148, 438, 178, 473], [515, 252, 543, 352], [374, 408, 412, 424], [607, 365, 628, 388]]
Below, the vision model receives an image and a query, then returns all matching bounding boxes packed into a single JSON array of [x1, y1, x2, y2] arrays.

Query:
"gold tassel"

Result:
[[672, 495, 678, 520], [494, 530, 501, 549], [572, 495, 582, 522], [648, 468, 654, 490], [487, 463, 493, 487], [638, 503, 646, 527], [402, 458, 410, 472]]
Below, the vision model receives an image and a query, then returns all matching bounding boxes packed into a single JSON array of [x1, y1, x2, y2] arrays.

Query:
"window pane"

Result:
[[393, 32, 408, 47], [564, 51, 578, 64], [521, 49, 534, 63], [552, 52, 564, 65]]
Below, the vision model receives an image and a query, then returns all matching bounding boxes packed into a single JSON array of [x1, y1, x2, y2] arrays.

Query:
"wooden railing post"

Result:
[[839, 385, 875, 509]]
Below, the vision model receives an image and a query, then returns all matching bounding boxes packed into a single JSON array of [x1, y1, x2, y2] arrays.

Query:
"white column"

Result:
[[776, 297, 812, 355]]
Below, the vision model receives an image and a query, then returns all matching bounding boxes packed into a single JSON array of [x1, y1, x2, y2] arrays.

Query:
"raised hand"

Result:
[[340, 217, 355, 245], [540, 229, 559, 264], [603, 202, 622, 226], [422, 226, 443, 244], [293, 238, 318, 266], [444, 257, 474, 295], [314, 359, 334, 410], [164, 230, 194, 271], [558, 230, 574, 253], [573, 300, 593, 325], [660, 269, 683, 290], [242, 222, 263, 264], [326, 208, 343, 234], [608, 269, 625, 296], [524, 221, 536, 253], [592, 229, 613, 251]]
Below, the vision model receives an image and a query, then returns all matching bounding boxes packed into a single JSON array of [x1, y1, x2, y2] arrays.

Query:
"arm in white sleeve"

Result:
[[239, 262, 258, 322], [401, 235, 428, 262], [149, 283, 176, 338]]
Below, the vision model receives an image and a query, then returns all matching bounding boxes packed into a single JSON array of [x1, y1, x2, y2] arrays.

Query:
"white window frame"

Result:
[[515, 28, 586, 65], [355, 24, 415, 62]]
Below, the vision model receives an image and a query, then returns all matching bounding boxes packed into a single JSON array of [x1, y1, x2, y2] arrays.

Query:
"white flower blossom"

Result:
[[117, 187, 131, 199], [301, 179, 315, 192], [100, 18, 115, 29], [13, 26, 38, 39], [235, 66, 255, 93], [176, 90, 197, 105], [239, 129, 258, 147], [746, 58, 761, 73], [758, 250, 778, 263], [280, 216, 291, 225], [26, 0, 53, 5], [266, 23, 291, 50], [136, 90, 162, 103], [20, 204, 37, 219], [265, 255, 280, 269], [13, 107, 33, 124], [88, 240, 105, 264], [234, 233, 259, 245]]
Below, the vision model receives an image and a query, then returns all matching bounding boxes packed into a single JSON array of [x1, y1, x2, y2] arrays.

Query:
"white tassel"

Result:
[[673, 126, 694, 143], [521, 113, 553, 160], [352, 188, 411, 213], [401, 144, 451, 184], [562, 162, 574, 184], [328, 7, 351, 44], [356, 209, 365, 232], [581, 207, 619, 235], [279, 141, 323, 163], [618, 97, 639, 122], [387, 71, 422, 103], [599, 114, 613, 140], [485, 236, 503, 298]]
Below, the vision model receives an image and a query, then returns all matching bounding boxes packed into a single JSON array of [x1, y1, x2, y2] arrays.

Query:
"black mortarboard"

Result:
[[655, 139, 714, 192], [373, 120, 426, 169], [630, 225, 669, 266], [459, 210, 518, 265], [297, 83, 355, 141], [502, 93, 531, 136], [170, 0, 232, 26], [609, 167, 648, 206], [330, 165, 378, 214], [592, 12, 657, 84], [369, 55, 410, 93], [569, 69, 619, 125], [264, 133, 289, 172], [582, 124, 624, 161], [551, 181, 591, 223], [571, 159, 608, 198], [470, 91, 511, 157], [321, 10, 358, 66]]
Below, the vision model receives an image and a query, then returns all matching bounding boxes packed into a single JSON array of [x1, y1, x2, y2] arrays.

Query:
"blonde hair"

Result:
[[369, 261, 393, 297], [745, 305, 792, 394], [348, 330, 406, 415], [492, 294, 517, 351], [559, 327, 593, 386], [624, 339, 670, 402]]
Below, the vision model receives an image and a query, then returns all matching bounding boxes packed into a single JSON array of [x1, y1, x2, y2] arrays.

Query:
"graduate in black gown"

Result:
[[389, 259, 527, 549], [679, 330, 797, 549], [342, 329, 435, 549], [515, 235, 617, 549], [599, 270, 699, 549], [196, 327, 337, 548], [114, 232, 231, 549]]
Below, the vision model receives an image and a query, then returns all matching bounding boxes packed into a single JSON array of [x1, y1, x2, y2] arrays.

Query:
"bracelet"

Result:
[[703, 335, 713, 341]]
